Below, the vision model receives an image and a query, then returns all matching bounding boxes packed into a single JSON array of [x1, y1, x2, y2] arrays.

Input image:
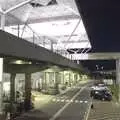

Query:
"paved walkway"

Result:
[[14, 110, 50, 120], [0, 115, 5, 120], [88, 101, 120, 120]]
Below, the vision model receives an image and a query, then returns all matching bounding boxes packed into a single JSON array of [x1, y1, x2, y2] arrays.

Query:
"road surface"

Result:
[[16, 83, 91, 120]]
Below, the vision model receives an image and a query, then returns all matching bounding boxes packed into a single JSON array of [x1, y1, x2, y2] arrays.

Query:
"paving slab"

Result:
[[88, 100, 120, 120]]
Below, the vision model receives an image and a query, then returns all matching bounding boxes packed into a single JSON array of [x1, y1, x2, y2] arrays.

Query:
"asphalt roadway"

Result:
[[16, 83, 91, 120]]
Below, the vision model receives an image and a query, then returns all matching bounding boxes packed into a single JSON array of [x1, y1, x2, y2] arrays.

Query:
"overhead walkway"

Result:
[[0, 30, 83, 71]]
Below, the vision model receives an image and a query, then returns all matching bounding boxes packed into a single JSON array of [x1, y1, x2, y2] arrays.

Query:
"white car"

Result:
[[91, 85, 108, 91]]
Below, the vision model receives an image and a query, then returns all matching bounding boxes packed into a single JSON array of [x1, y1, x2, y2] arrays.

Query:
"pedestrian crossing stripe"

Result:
[[84, 101, 88, 103], [80, 101, 83, 103], [66, 99, 69, 102], [52, 99, 56, 101], [52, 99, 88, 104], [75, 100, 79, 103], [61, 99, 65, 102], [57, 99, 60, 102]]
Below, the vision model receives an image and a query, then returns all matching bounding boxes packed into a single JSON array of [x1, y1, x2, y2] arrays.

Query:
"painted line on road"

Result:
[[75, 100, 79, 103], [57, 99, 60, 102], [84, 100, 92, 120], [80, 100, 83, 103], [49, 86, 86, 120], [66, 99, 69, 102], [52, 99, 88, 104], [84, 101, 88, 103], [52, 99, 56, 102], [61, 99, 65, 102]]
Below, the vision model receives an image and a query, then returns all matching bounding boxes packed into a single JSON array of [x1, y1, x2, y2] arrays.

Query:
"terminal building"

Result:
[[0, 0, 120, 119]]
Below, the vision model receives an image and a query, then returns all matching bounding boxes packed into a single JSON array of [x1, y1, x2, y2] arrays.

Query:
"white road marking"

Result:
[[66, 99, 70, 102], [52, 99, 56, 102], [84, 100, 92, 120], [57, 99, 60, 102], [75, 100, 79, 103], [61, 99, 65, 102], [80, 100, 83, 103], [49, 86, 86, 120], [84, 101, 88, 103]]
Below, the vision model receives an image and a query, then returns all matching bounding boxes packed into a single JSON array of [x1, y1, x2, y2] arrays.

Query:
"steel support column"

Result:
[[0, 14, 5, 113], [4, 0, 33, 14]]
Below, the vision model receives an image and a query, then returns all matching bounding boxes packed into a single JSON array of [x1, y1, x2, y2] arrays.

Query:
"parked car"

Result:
[[90, 89, 112, 101], [91, 84, 108, 91]]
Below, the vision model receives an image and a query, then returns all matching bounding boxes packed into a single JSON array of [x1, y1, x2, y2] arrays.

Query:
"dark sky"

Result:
[[81, 60, 116, 72], [75, 0, 120, 52]]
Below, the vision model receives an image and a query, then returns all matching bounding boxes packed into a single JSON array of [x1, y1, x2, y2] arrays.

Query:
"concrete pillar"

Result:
[[72, 73, 75, 85], [75, 74, 77, 84], [52, 72, 59, 94], [69, 72, 71, 86], [76, 74, 79, 82], [0, 58, 3, 113], [42, 72, 46, 90], [46, 72, 49, 89], [63, 71, 65, 84], [54, 72, 57, 87], [73, 73, 75, 85], [56, 72, 60, 85], [52, 72, 55, 84], [41, 72, 44, 90], [10, 73, 16, 119], [116, 59, 120, 102], [24, 73, 31, 111], [116, 59, 120, 84], [78, 74, 80, 81], [0, 14, 5, 113], [61, 72, 65, 85], [10, 73, 16, 102]]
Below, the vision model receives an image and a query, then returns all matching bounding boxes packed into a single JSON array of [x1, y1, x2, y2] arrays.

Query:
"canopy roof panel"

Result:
[[1, 0, 79, 25], [29, 19, 86, 36], [1, 0, 91, 57]]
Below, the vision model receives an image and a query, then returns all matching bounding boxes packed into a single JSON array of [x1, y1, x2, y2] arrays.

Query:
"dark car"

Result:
[[90, 89, 112, 101]]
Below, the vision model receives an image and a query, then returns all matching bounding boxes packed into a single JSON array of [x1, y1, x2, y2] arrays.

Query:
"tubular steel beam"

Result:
[[4, 0, 34, 14]]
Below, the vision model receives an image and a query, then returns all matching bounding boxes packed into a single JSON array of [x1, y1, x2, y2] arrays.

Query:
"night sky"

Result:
[[81, 60, 116, 71], [75, 0, 120, 52], [75, 0, 120, 71]]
